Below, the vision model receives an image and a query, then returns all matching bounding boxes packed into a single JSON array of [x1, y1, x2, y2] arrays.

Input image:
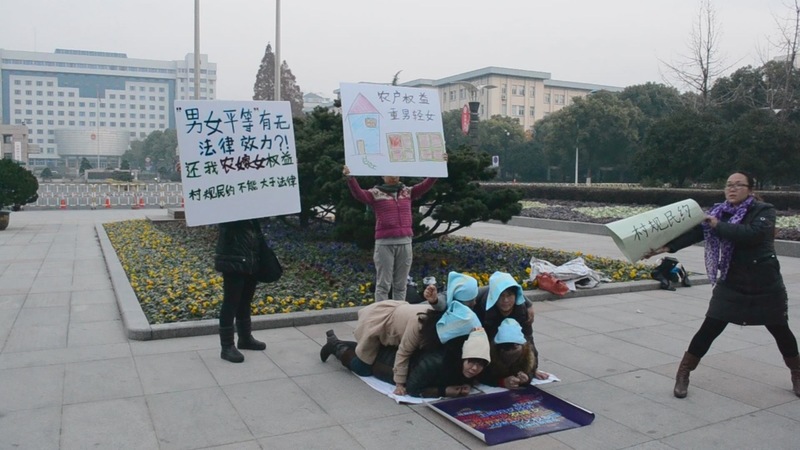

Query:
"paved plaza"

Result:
[[1, 209, 799, 449]]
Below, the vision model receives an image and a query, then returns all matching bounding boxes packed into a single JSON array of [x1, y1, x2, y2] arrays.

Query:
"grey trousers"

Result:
[[373, 243, 412, 301]]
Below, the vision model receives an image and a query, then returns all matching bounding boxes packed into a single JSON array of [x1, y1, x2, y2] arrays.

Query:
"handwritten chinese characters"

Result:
[[175, 100, 300, 227], [605, 199, 705, 263], [340, 83, 448, 178], [631, 203, 694, 241]]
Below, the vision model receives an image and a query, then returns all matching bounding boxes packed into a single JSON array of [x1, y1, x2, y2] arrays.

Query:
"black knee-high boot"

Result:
[[220, 326, 244, 363], [236, 316, 266, 350]]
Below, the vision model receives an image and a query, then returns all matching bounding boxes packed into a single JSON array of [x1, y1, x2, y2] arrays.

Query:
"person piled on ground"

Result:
[[320, 273, 479, 394], [343, 164, 437, 302], [480, 318, 539, 388], [370, 326, 492, 398], [214, 219, 268, 363], [474, 271, 550, 380], [646, 170, 800, 398]]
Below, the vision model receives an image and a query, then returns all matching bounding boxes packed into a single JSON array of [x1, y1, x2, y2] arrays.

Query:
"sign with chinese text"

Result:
[[605, 199, 704, 263], [429, 385, 595, 445], [340, 82, 447, 178], [174, 100, 300, 227]]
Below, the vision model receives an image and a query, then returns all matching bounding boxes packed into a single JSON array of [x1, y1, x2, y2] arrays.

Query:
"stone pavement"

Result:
[[0, 209, 798, 449]]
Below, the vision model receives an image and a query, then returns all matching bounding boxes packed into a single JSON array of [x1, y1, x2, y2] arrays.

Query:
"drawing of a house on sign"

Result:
[[346, 94, 381, 156]]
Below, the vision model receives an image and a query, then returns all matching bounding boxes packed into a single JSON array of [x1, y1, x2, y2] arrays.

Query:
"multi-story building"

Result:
[[302, 92, 334, 113], [403, 66, 622, 132], [0, 48, 216, 173], [0, 123, 37, 165]]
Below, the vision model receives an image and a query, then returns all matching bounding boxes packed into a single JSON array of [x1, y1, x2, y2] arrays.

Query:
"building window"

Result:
[[530, 89, 535, 98], [544, 94, 551, 104], [512, 105, 525, 116], [529, 106, 535, 116], [555, 94, 565, 105], [512, 85, 525, 96]]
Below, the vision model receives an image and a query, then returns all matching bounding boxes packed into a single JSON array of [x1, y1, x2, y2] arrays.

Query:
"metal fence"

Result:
[[31, 182, 184, 209]]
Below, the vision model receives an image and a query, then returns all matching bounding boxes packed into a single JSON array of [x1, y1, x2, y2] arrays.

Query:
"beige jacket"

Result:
[[354, 300, 432, 384]]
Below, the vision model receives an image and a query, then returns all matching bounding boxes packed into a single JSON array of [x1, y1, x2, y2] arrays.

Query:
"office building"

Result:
[[0, 48, 216, 173], [403, 66, 622, 132]]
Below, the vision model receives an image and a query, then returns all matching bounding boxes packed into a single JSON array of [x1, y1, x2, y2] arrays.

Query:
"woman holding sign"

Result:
[[214, 219, 269, 363], [343, 164, 437, 302], [647, 171, 799, 399]]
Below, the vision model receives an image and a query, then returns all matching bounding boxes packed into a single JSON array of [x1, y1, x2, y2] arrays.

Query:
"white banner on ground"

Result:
[[605, 199, 704, 263], [174, 100, 300, 226], [340, 82, 448, 178]]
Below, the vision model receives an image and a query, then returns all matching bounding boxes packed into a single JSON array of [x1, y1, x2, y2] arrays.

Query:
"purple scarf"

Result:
[[703, 195, 755, 284]]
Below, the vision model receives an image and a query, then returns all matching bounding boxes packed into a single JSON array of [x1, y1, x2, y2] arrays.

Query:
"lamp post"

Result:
[[274, 0, 281, 102], [574, 121, 579, 186], [194, 0, 200, 100]]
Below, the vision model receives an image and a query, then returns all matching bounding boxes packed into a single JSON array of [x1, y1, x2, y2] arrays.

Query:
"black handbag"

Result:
[[255, 239, 283, 283]]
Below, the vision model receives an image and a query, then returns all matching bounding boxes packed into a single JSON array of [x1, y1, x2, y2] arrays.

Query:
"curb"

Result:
[[98, 220, 709, 341]]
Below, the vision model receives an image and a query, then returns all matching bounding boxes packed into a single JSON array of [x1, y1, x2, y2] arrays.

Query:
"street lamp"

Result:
[[275, 0, 281, 102]]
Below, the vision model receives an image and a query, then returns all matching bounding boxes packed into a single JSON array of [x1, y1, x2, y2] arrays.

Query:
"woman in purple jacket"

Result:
[[343, 165, 437, 302]]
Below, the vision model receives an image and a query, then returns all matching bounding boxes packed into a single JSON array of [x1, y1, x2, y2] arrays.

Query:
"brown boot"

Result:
[[674, 352, 701, 398], [783, 355, 800, 397], [320, 330, 339, 362]]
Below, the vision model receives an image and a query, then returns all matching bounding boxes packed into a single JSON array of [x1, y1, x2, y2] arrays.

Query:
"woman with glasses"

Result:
[[647, 171, 799, 399]]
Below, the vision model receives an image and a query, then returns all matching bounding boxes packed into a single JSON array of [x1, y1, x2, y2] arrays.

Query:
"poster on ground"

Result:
[[174, 100, 300, 226], [428, 385, 595, 445], [339, 82, 448, 178]]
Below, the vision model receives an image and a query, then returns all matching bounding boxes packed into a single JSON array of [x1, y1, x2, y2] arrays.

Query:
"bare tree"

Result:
[[762, 0, 800, 110], [661, 0, 734, 107]]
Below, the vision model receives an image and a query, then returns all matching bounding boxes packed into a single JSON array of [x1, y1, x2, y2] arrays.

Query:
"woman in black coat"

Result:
[[648, 171, 799, 398], [214, 219, 268, 363]]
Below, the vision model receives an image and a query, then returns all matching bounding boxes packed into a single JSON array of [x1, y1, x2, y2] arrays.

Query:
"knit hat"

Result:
[[461, 328, 491, 364], [436, 301, 482, 344], [446, 271, 479, 306], [485, 271, 525, 310], [494, 318, 526, 345]]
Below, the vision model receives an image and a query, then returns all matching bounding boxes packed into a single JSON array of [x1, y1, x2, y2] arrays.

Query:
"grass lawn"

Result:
[[104, 218, 653, 325]]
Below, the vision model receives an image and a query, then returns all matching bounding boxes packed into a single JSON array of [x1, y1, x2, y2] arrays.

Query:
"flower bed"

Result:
[[103, 219, 652, 325]]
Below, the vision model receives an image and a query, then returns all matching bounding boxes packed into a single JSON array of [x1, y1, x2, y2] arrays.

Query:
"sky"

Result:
[[0, 0, 795, 101]]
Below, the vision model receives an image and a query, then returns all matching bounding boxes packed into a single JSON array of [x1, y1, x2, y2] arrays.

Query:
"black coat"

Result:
[[214, 219, 264, 275], [667, 201, 787, 325], [473, 286, 534, 345], [372, 337, 474, 398]]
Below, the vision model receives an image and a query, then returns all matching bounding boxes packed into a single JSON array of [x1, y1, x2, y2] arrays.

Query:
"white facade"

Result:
[[0, 48, 216, 168], [404, 67, 622, 132]]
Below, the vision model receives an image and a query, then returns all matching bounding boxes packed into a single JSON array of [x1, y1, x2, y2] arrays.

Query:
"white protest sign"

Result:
[[340, 82, 448, 178], [605, 199, 705, 263], [174, 100, 300, 227]]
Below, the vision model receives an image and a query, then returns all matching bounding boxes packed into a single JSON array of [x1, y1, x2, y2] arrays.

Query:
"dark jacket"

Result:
[[372, 337, 475, 398], [479, 341, 537, 387], [214, 219, 264, 275], [666, 201, 787, 325], [473, 286, 534, 345]]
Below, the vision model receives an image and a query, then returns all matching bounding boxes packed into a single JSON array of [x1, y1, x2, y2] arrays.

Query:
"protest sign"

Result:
[[340, 82, 447, 178], [174, 100, 300, 226]]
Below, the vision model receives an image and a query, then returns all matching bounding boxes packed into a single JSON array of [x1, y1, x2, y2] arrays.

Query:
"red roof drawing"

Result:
[[347, 93, 380, 115]]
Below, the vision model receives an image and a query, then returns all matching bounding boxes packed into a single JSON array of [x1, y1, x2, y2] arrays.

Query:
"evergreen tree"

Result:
[[79, 157, 93, 175], [252, 43, 305, 117]]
